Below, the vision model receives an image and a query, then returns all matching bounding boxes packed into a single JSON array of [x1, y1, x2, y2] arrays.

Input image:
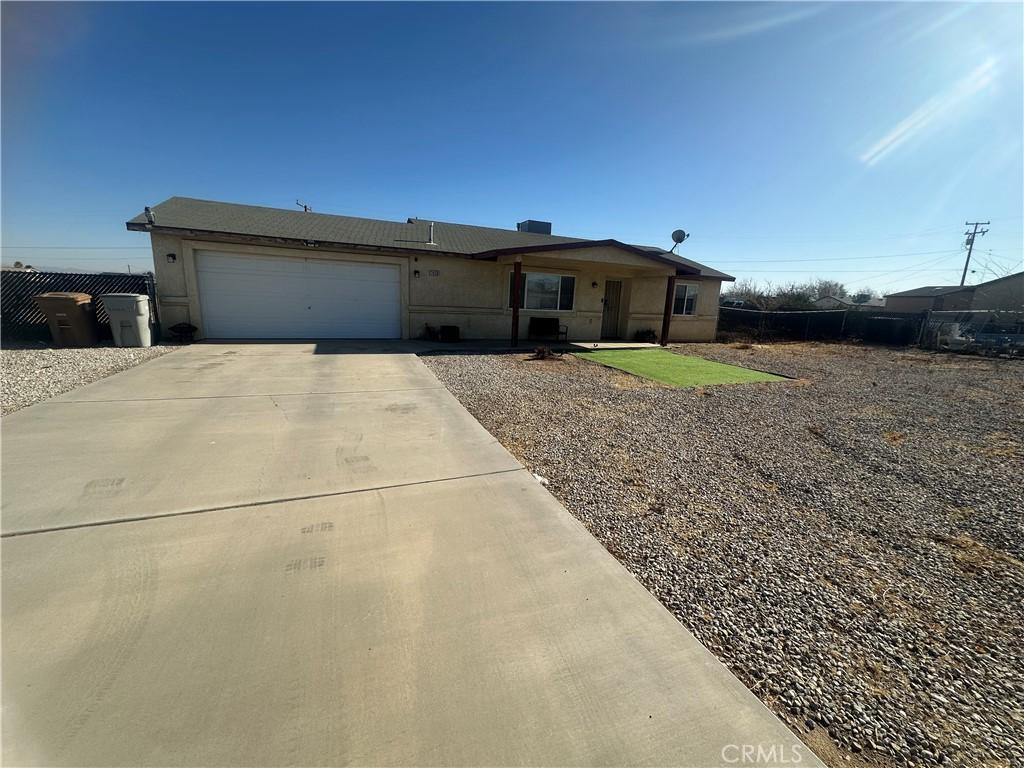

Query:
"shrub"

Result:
[[634, 328, 658, 343], [530, 346, 561, 360]]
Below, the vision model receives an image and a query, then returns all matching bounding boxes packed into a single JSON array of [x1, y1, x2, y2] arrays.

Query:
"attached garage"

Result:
[[196, 250, 401, 339]]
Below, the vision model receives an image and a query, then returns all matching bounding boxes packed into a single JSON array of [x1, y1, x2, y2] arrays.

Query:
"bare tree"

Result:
[[722, 277, 765, 306], [724, 277, 852, 310], [810, 279, 847, 299], [850, 287, 880, 304]]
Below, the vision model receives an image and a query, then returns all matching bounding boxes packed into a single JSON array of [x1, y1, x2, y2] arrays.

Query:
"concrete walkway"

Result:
[[2, 343, 818, 767]]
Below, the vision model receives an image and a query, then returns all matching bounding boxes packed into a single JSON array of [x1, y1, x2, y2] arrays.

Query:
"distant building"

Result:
[[884, 286, 974, 312], [812, 295, 849, 309], [970, 271, 1024, 312], [885, 272, 1023, 313]]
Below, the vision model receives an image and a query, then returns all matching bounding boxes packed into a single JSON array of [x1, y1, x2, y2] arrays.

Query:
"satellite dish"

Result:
[[671, 229, 688, 244]]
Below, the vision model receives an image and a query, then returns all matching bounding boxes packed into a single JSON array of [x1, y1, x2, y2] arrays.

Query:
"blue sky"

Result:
[[2, 1, 1021, 293]]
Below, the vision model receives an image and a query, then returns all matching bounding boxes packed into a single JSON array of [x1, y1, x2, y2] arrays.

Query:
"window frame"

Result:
[[672, 282, 700, 316], [509, 271, 576, 312]]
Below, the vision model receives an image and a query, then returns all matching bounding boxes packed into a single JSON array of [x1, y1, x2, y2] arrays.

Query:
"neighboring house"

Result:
[[885, 272, 1023, 313], [884, 286, 976, 313], [970, 271, 1024, 312], [813, 295, 886, 309], [813, 295, 852, 309], [857, 297, 887, 308], [126, 197, 734, 343]]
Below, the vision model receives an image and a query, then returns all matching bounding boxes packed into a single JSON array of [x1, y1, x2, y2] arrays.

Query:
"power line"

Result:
[[699, 224, 965, 243], [730, 251, 963, 281], [971, 261, 1001, 282], [858, 250, 965, 282], [732, 267, 961, 275], [873, 262, 961, 289], [978, 248, 1023, 267], [970, 253, 1018, 281], [712, 248, 961, 265]]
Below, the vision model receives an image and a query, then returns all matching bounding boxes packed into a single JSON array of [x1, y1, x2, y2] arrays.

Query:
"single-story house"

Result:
[[970, 271, 1024, 312], [885, 271, 1023, 313], [884, 285, 976, 313], [127, 197, 734, 343]]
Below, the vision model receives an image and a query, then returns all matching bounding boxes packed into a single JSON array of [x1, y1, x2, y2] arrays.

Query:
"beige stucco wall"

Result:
[[149, 232, 192, 328], [148, 234, 724, 342], [970, 273, 1023, 311], [624, 276, 722, 342]]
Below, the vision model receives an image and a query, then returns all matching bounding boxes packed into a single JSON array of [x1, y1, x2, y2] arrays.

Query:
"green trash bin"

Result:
[[33, 292, 99, 347]]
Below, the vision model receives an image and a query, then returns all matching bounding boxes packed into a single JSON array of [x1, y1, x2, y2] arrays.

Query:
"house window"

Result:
[[509, 272, 575, 311], [673, 283, 699, 315]]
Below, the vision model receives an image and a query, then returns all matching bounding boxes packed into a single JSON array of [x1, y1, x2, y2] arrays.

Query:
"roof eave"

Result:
[[126, 222, 466, 258], [472, 239, 703, 275], [126, 220, 729, 279]]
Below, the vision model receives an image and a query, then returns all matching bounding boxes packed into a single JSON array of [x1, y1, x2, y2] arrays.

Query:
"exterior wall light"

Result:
[[166, 253, 177, 263]]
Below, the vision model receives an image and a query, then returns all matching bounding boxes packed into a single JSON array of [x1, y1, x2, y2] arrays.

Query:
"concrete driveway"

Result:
[[2, 342, 818, 767]]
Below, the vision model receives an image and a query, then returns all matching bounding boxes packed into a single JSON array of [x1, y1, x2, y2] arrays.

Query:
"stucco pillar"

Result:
[[660, 275, 677, 346]]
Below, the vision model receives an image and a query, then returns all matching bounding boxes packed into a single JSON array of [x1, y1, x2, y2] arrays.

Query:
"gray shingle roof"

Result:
[[885, 285, 975, 298], [127, 197, 732, 280], [633, 245, 733, 281]]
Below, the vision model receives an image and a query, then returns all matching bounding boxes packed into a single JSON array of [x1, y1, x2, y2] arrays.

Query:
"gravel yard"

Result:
[[2, 341, 180, 415], [422, 343, 1023, 768]]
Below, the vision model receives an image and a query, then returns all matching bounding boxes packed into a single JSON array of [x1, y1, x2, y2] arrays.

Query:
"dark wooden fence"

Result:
[[718, 306, 927, 345], [1, 270, 156, 339]]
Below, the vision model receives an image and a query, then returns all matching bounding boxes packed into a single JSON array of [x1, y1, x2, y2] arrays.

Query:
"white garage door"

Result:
[[196, 251, 401, 339]]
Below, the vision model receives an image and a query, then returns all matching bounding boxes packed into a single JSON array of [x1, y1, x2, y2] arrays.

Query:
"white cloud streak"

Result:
[[860, 57, 998, 167], [683, 4, 828, 45]]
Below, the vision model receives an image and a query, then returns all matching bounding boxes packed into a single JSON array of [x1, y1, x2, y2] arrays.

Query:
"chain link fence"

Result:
[[921, 310, 1024, 357], [718, 307, 926, 345], [717, 305, 1024, 356]]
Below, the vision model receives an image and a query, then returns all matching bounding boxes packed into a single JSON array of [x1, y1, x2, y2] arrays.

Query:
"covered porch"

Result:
[[485, 242, 697, 347]]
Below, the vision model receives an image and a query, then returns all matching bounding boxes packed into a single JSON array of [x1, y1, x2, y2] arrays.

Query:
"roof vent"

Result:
[[517, 219, 552, 235]]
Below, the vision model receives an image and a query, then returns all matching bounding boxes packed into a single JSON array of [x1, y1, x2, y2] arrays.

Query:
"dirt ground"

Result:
[[423, 343, 1023, 768]]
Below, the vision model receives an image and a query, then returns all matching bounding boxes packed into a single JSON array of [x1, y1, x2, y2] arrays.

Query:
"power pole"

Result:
[[960, 221, 989, 286]]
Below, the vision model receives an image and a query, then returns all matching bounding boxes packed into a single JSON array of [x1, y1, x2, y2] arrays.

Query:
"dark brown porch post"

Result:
[[511, 259, 522, 347], [659, 275, 677, 346]]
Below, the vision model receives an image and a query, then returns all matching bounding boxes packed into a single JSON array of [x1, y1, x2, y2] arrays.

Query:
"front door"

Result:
[[601, 280, 622, 339]]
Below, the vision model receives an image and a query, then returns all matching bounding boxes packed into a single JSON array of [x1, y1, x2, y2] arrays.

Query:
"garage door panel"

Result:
[[199, 272, 308, 302], [306, 259, 400, 284], [196, 251, 401, 339]]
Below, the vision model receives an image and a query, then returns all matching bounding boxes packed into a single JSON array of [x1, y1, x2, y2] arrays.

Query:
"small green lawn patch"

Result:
[[574, 348, 785, 388]]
